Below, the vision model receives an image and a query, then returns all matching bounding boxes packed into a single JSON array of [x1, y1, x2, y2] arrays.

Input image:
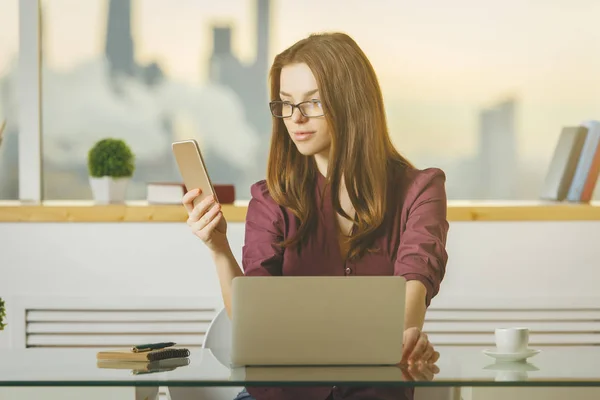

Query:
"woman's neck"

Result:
[[314, 151, 329, 178], [314, 151, 351, 201]]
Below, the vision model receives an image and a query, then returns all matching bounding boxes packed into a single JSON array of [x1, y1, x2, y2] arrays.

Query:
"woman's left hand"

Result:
[[400, 327, 439, 365], [400, 361, 440, 382]]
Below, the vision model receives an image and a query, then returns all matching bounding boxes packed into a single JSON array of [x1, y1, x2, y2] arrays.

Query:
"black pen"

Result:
[[131, 342, 176, 353]]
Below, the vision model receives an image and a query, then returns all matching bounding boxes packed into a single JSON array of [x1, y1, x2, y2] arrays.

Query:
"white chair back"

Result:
[[203, 306, 234, 365], [168, 307, 242, 400]]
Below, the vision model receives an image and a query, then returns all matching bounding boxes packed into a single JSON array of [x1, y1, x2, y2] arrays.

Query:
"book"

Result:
[[540, 126, 588, 201], [97, 357, 190, 374], [212, 184, 235, 204], [97, 347, 190, 362], [146, 182, 186, 204], [566, 120, 600, 202]]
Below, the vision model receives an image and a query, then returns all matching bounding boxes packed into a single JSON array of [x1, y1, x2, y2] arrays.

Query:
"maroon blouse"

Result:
[[241, 166, 449, 400]]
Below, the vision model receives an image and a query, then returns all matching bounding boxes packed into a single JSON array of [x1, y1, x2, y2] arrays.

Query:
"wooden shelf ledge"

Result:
[[0, 200, 599, 223]]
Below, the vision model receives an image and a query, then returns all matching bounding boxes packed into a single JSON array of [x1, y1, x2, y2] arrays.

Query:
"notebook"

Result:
[[97, 357, 190, 374], [96, 347, 190, 362]]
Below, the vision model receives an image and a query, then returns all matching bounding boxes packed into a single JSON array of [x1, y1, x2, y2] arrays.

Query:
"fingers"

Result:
[[401, 328, 419, 364], [408, 332, 429, 363], [400, 363, 440, 381], [418, 364, 435, 381], [407, 363, 429, 381], [190, 202, 221, 234], [401, 362, 439, 382], [187, 195, 217, 224], [195, 210, 223, 242], [182, 188, 200, 214], [400, 366, 414, 382], [403, 329, 438, 365], [431, 350, 440, 364], [421, 342, 434, 362]]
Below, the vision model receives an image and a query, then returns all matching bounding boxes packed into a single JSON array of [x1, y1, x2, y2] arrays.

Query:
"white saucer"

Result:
[[482, 348, 541, 362], [483, 362, 539, 372]]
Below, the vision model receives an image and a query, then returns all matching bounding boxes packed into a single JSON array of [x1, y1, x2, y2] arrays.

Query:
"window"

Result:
[[0, 0, 19, 200], [23, 1, 600, 201], [41, 0, 267, 200], [268, 0, 600, 200]]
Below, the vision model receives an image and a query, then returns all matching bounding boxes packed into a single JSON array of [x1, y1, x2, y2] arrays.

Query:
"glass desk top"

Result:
[[0, 346, 598, 387]]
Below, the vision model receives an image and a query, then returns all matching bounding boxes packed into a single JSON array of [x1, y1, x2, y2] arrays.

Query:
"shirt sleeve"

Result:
[[394, 168, 449, 307], [241, 181, 285, 276]]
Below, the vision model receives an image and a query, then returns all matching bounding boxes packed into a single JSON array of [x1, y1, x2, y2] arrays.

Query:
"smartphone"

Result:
[[172, 139, 218, 207]]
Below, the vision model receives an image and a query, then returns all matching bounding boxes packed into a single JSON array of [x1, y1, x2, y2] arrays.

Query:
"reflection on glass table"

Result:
[[483, 361, 539, 382], [0, 346, 599, 387]]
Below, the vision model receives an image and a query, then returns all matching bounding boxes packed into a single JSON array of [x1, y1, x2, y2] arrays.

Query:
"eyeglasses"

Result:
[[269, 100, 325, 118]]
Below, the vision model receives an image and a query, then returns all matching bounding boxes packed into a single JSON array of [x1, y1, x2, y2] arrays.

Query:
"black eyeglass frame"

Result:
[[268, 100, 325, 118]]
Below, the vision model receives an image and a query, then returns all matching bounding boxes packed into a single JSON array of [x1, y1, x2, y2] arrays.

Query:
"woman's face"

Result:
[[278, 63, 331, 157]]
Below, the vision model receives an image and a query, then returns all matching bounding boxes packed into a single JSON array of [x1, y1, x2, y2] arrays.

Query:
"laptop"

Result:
[[230, 276, 406, 367]]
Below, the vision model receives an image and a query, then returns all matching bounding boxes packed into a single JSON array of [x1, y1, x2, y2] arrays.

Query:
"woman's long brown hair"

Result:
[[266, 32, 413, 261]]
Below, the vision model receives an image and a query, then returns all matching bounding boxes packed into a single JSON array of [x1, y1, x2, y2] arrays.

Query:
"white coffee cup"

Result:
[[495, 327, 529, 353]]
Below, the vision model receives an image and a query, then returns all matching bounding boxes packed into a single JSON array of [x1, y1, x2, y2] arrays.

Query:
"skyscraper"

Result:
[[208, 0, 271, 141], [254, 0, 270, 95], [477, 98, 518, 199], [205, 0, 273, 193], [104, 0, 164, 89], [104, 0, 136, 78]]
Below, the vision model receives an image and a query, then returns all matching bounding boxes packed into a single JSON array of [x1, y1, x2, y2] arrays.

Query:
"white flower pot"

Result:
[[89, 176, 130, 204]]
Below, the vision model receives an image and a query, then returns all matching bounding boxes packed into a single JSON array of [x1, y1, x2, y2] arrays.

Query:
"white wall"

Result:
[[1, 220, 599, 348]]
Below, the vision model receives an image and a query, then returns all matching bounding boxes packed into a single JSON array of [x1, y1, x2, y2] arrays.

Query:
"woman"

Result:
[[182, 32, 449, 400]]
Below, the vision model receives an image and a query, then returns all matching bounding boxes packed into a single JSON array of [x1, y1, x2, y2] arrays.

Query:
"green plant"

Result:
[[87, 138, 135, 178], [0, 297, 6, 331]]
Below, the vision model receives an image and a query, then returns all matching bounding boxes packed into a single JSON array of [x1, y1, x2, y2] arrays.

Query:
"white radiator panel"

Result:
[[424, 307, 600, 346], [426, 309, 600, 321], [424, 321, 600, 332], [26, 334, 206, 347], [27, 322, 210, 333], [26, 310, 214, 322], [13, 296, 600, 348], [13, 296, 221, 349]]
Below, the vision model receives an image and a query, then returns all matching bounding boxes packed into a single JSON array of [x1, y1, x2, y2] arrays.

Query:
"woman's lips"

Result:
[[293, 131, 315, 141]]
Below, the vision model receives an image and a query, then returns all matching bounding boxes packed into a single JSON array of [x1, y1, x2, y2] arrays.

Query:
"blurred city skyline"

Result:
[[1, 0, 600, 200]]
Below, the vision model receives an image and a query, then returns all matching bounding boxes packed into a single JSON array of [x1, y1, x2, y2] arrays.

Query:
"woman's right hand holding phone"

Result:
[[182, 188, 229, 253]]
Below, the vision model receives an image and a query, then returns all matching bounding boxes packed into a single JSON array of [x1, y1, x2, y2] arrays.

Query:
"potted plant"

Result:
[[0, 297, 6, 331], [88, 138, 135, 204]]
